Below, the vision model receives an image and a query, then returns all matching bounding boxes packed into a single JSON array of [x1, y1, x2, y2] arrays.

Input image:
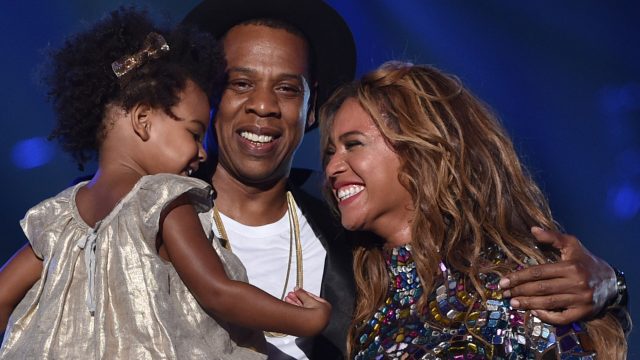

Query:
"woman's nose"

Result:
[[325, 153, 347, 178]]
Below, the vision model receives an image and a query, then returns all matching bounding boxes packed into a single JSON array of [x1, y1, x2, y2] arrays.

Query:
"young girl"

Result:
[[0, 8, 329, 359], [316, 62, 627, 359]]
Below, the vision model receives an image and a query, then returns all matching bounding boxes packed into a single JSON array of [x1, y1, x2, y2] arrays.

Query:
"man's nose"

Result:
[[245, 86, 280, 118]]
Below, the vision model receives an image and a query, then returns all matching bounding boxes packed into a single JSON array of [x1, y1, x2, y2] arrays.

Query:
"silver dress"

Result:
[[0, 174, 266, 359]]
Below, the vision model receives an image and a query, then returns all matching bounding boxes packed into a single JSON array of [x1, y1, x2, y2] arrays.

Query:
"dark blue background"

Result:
[[2, 0, 638, 354]]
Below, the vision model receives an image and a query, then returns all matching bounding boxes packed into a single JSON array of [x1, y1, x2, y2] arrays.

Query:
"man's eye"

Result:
[[276, 84, 301, 94], [228, 80, 251, 90]]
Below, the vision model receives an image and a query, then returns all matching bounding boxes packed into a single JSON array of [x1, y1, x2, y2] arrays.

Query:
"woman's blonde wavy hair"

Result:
[[319, 61, 626, 358]]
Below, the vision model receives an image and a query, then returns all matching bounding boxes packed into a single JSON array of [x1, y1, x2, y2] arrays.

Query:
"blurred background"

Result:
[[1, 0, 638, 354]]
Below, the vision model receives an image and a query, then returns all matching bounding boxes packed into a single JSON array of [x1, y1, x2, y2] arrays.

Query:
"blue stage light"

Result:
[[610, 185, 640, 220], [11, 137, 55, 169]]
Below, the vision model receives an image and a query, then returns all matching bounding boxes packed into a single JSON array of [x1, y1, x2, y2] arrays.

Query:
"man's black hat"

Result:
[[181, 0, 356, 129]]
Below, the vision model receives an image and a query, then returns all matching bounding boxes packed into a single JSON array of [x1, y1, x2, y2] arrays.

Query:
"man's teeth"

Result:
[[337, 185, 364, 201], [240, 131, 274, 143]]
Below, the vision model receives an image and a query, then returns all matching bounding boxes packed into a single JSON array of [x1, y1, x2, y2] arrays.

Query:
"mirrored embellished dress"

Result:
[[0, 174, 266, 359], [354, 245, 597, 360]]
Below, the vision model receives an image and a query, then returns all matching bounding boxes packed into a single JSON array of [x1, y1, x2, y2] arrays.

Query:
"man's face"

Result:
[[215, 24, 313, 186]]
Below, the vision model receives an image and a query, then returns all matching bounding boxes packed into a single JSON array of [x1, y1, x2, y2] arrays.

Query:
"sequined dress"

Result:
[[0, 174, 265, 359], [354, 245, 596, 359]]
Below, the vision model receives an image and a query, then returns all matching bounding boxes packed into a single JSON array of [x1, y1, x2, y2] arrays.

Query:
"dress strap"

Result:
[[76, 224, 99, 315]]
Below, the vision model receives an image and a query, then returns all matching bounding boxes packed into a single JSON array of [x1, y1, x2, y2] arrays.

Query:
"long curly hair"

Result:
[[44, 7, 224, 169], [319, 61, 626, 358]]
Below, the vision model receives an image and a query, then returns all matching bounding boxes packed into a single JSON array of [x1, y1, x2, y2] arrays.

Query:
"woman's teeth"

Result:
[[337, 185, 364, 201]]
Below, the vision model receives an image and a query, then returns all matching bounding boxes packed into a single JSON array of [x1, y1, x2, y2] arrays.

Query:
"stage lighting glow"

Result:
[[610, 185, 640, 220], [11, 137, 55, 169]]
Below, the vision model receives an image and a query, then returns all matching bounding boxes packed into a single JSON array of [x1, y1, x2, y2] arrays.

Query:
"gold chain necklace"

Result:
[[212, 191, 303, 338]]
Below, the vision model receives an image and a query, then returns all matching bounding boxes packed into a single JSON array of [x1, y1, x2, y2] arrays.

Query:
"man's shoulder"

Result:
[[289, 167, 325, 200], [288, 168, 344, 245], [288, 168, 332, 224]]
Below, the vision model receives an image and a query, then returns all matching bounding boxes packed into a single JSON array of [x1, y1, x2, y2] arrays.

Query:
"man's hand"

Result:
[[499, 226, 617, 325]]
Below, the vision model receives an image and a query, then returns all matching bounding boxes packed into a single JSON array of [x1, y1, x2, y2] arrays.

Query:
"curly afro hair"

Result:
[[44, 7, 224, 169]]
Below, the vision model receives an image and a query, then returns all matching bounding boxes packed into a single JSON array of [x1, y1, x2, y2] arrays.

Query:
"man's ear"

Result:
[[131, 103, 152, 141], [306, 82, 318, 129]]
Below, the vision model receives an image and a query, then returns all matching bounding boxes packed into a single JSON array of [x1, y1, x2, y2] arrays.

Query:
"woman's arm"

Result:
[[0, 244, 43, 332], [159, 195, 331, 337]]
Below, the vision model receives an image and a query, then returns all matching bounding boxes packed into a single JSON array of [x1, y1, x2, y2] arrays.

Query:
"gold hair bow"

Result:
[[111, 32, 170, 78]]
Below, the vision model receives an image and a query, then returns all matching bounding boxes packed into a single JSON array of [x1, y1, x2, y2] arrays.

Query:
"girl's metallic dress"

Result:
[[354, 245, 596, 360]]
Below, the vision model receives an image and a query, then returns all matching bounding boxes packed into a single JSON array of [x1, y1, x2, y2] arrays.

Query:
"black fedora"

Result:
[[181, 0, 356, 130]]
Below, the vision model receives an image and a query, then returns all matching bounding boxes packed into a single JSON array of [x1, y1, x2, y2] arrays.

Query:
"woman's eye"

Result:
[[345, 140, 362, 149], [324, 147, 336, 157], [322, 147, 335, 166], [323, 146, 336, 157]]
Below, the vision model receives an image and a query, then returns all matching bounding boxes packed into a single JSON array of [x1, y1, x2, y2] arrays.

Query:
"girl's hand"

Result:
[[285, 289, 302, 306], [162, 197, 331, 336], [287, 288, 331, 332]]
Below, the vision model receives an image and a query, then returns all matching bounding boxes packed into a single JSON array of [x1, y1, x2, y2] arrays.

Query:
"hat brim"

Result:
[[181, 0, 356, 131]]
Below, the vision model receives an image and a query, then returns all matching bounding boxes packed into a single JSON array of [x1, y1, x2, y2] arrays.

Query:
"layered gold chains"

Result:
[[212, 191, 303, 338]]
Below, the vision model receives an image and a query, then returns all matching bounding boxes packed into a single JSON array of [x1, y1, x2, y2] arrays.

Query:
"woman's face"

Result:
[[324, 98, 413, 245]]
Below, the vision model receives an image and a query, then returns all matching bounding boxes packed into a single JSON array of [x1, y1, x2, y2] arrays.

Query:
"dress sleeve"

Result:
[[135, 174, 214, 234], [19, 186, 77, 259], [20, 202, 49, 259]]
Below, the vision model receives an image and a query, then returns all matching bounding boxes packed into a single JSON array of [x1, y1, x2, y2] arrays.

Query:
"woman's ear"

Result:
[[131, 103, 152, 141]]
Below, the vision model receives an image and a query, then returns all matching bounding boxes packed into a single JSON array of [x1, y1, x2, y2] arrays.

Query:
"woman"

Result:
[[319, 62, 627, 359]]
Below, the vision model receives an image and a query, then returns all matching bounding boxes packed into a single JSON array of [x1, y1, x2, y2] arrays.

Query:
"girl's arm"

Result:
[[0, 244, 43, 332], [159, 195, 331, 337]]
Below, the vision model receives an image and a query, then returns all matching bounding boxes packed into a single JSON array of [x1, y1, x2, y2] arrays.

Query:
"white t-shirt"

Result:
[[212, 204, 327, 360]]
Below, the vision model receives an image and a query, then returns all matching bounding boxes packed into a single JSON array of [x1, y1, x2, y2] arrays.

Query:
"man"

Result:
[[182, 1, 628, 358], [183, 2, 356, 358]]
